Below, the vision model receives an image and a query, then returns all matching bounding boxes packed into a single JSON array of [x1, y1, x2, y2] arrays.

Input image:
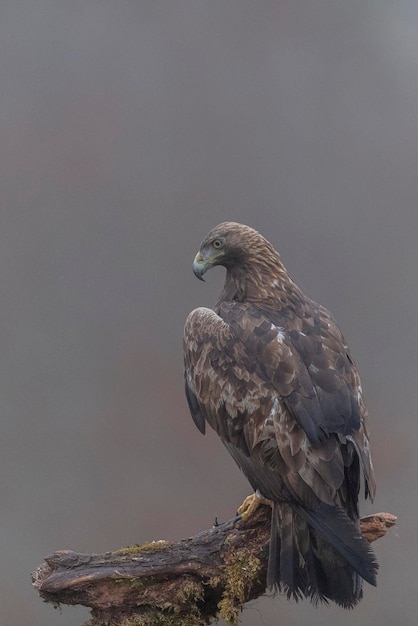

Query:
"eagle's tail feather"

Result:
[[267, 502, 377, 608], [297, 502, 378, 587]]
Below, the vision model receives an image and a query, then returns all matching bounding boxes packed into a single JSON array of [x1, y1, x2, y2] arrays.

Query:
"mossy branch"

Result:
[[32, 507, 396, 626]]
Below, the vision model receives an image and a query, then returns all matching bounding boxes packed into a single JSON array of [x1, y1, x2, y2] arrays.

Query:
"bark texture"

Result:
[[32, 506, 396, 626]]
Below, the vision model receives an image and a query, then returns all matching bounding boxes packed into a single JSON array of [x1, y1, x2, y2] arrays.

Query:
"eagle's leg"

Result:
[[237, 490, 272, 521]]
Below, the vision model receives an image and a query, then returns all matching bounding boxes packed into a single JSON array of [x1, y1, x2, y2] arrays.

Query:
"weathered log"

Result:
[[32, 506, 396, 626]]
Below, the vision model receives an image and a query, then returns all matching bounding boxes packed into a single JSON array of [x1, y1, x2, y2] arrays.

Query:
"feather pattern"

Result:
[[184, 222, 377, 607]]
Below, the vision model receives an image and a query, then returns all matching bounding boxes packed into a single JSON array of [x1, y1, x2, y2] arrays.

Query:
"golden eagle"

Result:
[[183, 222, 377, 607]]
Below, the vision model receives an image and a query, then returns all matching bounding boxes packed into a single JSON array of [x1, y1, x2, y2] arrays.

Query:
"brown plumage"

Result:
[[183, 222, 377, 608]]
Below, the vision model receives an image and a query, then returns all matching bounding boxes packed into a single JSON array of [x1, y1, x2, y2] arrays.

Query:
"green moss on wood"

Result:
[[218, 548, 261, 626], [113, 540, 171, 557], [86, 605, 208, 626], [116, 610, 203, 626]]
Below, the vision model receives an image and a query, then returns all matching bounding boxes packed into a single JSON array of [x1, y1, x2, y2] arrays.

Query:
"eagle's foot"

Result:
[[237, 491, 271, 521]]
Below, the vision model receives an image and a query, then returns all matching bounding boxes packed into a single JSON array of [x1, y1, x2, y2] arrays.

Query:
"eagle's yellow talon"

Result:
[[237, 492, 272, 521]]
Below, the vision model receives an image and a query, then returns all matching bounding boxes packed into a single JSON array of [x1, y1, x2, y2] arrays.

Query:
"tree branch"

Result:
[[32, 507, 396, 626]]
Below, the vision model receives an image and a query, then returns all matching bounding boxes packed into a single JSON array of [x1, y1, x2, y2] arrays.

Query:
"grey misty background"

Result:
[[1, 1, 417, 625]]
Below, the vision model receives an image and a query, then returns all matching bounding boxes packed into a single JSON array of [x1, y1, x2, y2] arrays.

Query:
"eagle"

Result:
[[183, 222, 377, 608]]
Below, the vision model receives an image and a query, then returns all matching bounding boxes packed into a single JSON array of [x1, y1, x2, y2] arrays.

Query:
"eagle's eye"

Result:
[[212, 239, 223, 250]]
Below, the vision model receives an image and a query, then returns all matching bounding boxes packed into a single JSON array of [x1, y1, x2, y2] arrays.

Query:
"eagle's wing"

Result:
[[184, 306, 253, 455], [184, 302, 374, 513]]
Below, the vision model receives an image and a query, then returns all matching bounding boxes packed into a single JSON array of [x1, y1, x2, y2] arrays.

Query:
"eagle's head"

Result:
[[192, 222, 276, 281]]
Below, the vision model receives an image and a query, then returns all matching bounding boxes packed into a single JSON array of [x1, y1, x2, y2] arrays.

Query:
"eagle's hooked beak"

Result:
[[192, 252, 207, 281]]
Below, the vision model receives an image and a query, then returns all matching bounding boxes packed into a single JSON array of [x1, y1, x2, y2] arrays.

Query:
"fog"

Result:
[[1, 2, 417, 625]]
